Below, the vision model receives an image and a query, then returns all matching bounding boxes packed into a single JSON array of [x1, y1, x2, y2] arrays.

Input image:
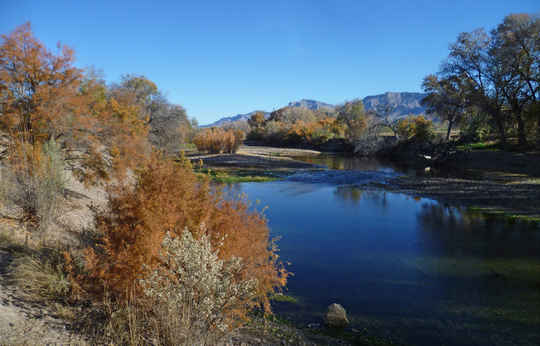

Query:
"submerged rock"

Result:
[[325, 303, 349, 328]]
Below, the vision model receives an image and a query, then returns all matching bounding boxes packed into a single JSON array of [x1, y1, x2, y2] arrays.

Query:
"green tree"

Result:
[[433, 14, 540, 147], [421, 74, 467, 141], [441, 29, 510, 145], [336, 100, 368, 142], [490, 14, 539, 146]]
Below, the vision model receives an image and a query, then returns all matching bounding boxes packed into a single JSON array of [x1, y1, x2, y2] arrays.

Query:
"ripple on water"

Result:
[[285, 169, 399, 185]]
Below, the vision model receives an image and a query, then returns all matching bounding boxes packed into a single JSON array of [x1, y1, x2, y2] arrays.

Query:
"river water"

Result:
[[226, 155, 540, 346]]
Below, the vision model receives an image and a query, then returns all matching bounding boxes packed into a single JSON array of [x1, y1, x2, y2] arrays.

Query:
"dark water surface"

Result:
[[227, 156, 540, 346]]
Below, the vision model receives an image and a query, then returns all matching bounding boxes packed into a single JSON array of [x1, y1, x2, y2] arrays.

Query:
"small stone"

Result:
[[325, 303, 349, 328]]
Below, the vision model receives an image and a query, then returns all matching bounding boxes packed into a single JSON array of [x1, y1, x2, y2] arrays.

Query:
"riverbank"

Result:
[[0, 146, 354, 346], [4, 145, 538, 345], [189, 145, 324, 182], [0, 173, 353, 346], [380, 149, 540, 222], [193, 145, 540, 221]]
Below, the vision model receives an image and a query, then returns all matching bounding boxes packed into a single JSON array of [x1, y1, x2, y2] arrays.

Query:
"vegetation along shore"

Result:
[[1, 9, 540, 346]]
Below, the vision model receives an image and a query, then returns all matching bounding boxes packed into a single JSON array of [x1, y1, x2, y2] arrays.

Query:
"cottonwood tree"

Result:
[[248, 111, 266, 130], [111, 74, 159, 121], [148, 102, 193, 154], [267, 107, 317, 125], [336, 100, 368, 142], [490, 14, 540, 145], [421, 74, 467, 141], [429, 14, 540, 147], [441, 28, 512, 145], [111, 74, 194, 154]]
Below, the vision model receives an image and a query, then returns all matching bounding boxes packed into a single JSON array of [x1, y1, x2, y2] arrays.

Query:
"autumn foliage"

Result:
[[193, 127, 244, 153], [396, 115, 434, 142], [0, 23, 154, 188], [1, 23, 289, 340], [247, 107, 345, 147], [82, 153, 287, 313], [0, 23, 85, 145], [285, 117, 343, 145]]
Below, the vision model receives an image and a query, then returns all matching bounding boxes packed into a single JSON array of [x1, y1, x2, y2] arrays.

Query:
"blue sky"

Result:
[[1, 1, 538, 124]]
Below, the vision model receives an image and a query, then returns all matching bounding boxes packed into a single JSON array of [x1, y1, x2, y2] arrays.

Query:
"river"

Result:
[[225, 154, 540, 346]]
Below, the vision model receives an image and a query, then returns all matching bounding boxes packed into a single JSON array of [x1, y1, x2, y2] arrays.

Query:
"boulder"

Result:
[[325, 303, 349, 328]]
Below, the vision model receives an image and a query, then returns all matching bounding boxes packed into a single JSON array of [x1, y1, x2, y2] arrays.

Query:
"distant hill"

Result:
[[362, 92, 427, 119], [286, 99, 335, 111], [202, 92, 427, 127], [201, 110, 270, 128]]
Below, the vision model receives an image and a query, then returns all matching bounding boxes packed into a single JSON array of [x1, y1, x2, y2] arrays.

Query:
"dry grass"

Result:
[[0, 140, 66, 235], [9, 247, 71, 303]]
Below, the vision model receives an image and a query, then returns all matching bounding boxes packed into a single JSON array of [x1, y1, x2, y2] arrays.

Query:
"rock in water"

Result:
[[325, 303, 349, 327]]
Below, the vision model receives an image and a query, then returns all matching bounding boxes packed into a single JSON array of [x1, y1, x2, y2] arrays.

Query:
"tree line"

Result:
[[422, 13, 540, 147]]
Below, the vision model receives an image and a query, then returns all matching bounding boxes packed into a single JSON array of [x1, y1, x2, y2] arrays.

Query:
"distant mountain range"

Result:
[[202, 92, 427, 127], [202, 110, 270, 128], [362, 92, 427, 118], [286, 99, 335, 111]]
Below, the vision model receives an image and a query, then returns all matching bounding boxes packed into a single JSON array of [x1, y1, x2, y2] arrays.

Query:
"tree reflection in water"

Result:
[[416, 203, 540, 259], [333, 186, 389, 209]]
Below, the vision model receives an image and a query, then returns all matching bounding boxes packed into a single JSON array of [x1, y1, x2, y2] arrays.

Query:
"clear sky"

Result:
[[1, 0, 538, 124]]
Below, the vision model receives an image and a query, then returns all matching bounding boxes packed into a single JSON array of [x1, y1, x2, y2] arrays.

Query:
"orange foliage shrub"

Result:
[[193, 128, 244, 153], [0, 23, 85, 145], [83, 152, 287, 312], [76, 73, 151, 183]]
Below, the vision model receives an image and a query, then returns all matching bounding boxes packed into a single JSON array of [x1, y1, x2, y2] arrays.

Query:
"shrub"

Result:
[[10, 247, 72, 303], [138, 230, 258, 344], [193, 128, 244, 154], [81, 153, 287, 313], [1, 139, 65, 232]]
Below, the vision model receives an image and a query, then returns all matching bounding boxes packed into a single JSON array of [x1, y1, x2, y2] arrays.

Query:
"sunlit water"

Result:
[[225, 155, 540, 346]]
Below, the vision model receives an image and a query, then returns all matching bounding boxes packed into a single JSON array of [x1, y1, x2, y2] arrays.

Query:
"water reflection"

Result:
[[334, 186, 389, 209], [296, 153, 483, 180], [295, 154, 398, 172], [417, 203, 540, 258], [226, 179, 540, 346]]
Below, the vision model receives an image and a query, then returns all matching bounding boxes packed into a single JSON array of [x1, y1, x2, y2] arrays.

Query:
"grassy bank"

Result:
[[195, 168, 279, 183]]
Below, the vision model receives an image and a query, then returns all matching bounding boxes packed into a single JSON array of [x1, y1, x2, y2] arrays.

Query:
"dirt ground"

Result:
[[189, 145, 323, 172], [0, 247, 87, 345]]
